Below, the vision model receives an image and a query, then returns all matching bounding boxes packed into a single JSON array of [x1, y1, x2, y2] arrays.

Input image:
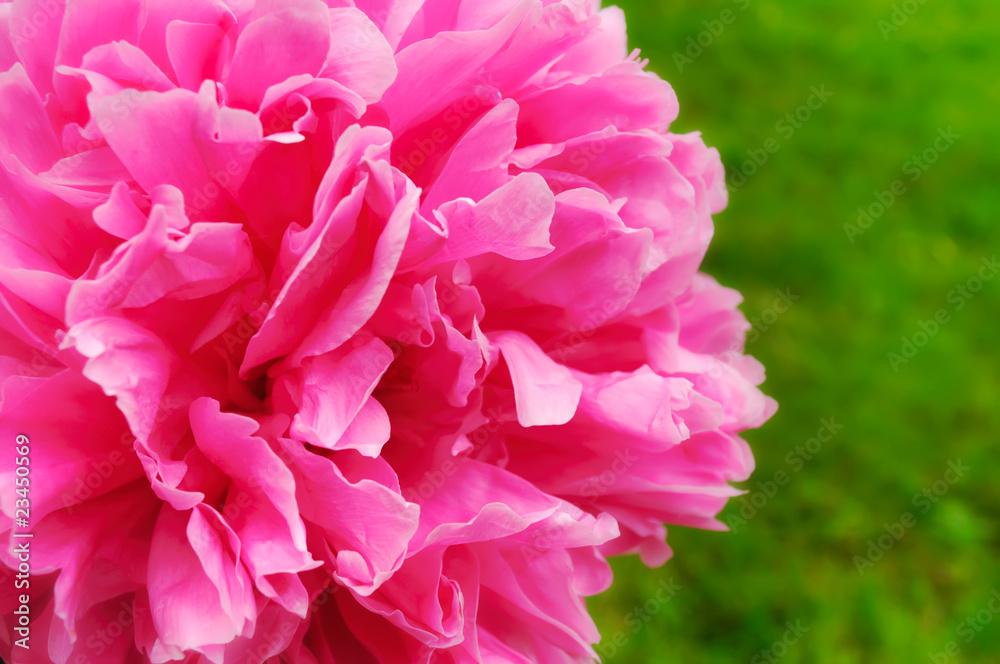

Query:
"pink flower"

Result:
[[0, 1, 775, 662]]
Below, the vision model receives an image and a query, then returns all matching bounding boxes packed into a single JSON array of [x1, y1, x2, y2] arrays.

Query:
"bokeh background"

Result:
[[587, 0, 1000, 662]]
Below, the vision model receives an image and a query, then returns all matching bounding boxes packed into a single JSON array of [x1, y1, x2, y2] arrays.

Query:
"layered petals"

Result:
[[0, 2, 773, 663]]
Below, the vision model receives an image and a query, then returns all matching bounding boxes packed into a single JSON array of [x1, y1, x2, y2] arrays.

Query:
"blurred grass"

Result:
[[588, 0, 1000, 662]]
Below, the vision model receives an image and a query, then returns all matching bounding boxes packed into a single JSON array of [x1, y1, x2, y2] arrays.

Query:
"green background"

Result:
[[588, 0, 1000, 662]]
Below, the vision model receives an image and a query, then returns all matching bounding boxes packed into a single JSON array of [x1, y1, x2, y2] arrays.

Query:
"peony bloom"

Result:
[[0, 0, 775, 662]]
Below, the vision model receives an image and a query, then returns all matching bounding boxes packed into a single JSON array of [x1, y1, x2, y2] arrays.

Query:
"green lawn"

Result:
[[588, 1, 1000, 662]]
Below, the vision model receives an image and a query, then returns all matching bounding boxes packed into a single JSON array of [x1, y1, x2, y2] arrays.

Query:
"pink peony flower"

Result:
[[0, 0, 775, 662]]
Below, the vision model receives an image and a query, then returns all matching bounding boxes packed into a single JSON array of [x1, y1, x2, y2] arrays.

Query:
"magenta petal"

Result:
[[225, 1, 331, 111], [321, 8, 398, 104], [165, 20, 228, 91], [280, 437, 419, 594], [0, 5, 19, 73], [0, 64, 63, 173], [352, 0, 424, 50], [493, 331, 582, 427], [287, 187, 417, 367], [189, 399, 319, 612], [0, 370, 141, 525], [146, 504, 256, 654], [74, 40, 176, 93], [90, 83, 263, 221], [421, 98, 519, 214], [66, 203, 254, 324], [379, 2, 531, 133], [55, 0, 143, 69], [138, 0, 236, 84], [242, 125, 414, 372], [290, 338, 395, 456], [516, 59, 679, 147], [8, 0, 66, 96], [60, 317, 173, 443], [91, 181, 147, 240], [428, 173, 555, 265], [0, 229, 72, 321], [0, 2, 774, 661], [24, 483, 157, 651]]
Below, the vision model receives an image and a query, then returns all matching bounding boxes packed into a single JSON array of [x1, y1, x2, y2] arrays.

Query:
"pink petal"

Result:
[[165, 20, 228, 91], [493, 331, 581, 427], [89, 82, 263, 221], [420, 98, 519, 215], [427, 172, 555, 265], [279, 437, 419, 594], [0, 370, 142, 525], [55, 0, 144, 69], [8, 0, 67, 95], [146, 504, 256, 653], [0, 64, 63, 173], [321, 8, 397, 103], [289, 337, 395, 456], [189, 399, 319, 612], [225, 1, 331, 111]]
